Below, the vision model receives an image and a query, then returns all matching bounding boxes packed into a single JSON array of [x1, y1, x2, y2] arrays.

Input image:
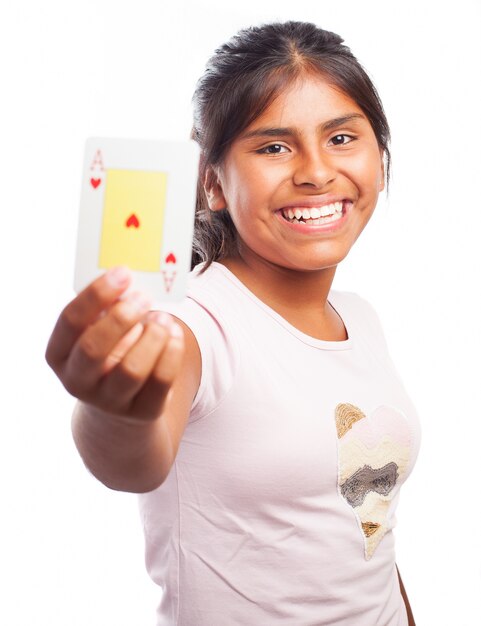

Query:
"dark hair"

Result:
[[191, 20, 391, 270]]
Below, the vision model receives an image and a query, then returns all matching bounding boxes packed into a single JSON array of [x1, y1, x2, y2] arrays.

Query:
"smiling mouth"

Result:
[[280, 201, 347, 225]]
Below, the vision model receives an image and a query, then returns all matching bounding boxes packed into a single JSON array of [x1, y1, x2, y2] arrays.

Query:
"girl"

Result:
[[46, 21, 420, 626]]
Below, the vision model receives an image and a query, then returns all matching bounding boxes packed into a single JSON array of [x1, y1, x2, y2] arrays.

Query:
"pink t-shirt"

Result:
[[139, 262, 421, 625]]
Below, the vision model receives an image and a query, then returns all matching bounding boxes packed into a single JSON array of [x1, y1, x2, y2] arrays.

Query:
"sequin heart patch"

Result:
[[335, 403, 412, 560]]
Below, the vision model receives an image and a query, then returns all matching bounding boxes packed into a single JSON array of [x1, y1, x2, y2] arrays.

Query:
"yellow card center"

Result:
[[99, 168, 167, 272]]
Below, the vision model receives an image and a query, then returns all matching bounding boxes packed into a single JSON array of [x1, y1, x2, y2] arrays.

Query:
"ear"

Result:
[[204, 166, 227, 212]]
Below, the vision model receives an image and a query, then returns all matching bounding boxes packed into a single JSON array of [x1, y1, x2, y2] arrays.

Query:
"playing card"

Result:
[[74, 137, 200, 303]]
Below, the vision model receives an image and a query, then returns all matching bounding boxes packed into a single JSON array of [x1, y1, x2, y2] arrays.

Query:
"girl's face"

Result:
[[206, 72, 385, 273]]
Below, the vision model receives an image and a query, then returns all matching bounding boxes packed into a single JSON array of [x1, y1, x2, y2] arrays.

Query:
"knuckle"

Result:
[[151, 363, 175, 387], [109, 303, 135, 328], [61, 303, 83, 332], [84, 282, 104, 306], [61, 276, 118, 327], [151, 344, 184, 386], [117, 358, 145, 384], [63, 283, 110, 328], [81, 277, 109, 306], [147, 321, 169, 342], [63, 375, 83, 398], [77, 333, 103, 361]]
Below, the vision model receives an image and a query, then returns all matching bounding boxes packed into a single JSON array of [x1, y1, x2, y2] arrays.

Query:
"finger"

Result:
[[130, 319, 185, 420], [101, 322, 144, 376], [46, 266, 131, 370], [64, 292, 151, 395], [96, 314, 175, 411]]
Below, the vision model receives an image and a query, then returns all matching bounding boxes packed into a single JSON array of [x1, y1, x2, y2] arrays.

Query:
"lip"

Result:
[[275, 199, 352, 234]]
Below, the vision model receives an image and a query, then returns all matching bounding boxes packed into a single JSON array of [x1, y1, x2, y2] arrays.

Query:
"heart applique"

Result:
[[165, 252, 176, 264], [335, 403, 412, 560], [126, 213, 140, 228], [90, 178, 101, 189]]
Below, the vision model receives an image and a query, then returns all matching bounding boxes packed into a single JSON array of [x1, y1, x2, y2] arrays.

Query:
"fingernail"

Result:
[[170, 322, 183, 339], [153, 311, 172, 327], [106, 266, 130, 288], [153, 314, 183, 338], [124, 291, 151, 313]]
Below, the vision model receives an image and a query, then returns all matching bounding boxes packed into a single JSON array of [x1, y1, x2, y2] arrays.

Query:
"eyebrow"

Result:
[[240, 113, 366, 141]]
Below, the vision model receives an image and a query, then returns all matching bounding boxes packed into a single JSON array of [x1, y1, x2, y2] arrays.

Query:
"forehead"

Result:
[[245, 73, 366, 131]]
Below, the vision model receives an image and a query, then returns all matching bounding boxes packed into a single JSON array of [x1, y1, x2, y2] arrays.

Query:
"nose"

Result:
[[292, 148, 336, 188]]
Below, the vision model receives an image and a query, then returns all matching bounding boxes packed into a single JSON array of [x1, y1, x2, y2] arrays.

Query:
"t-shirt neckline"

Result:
[[209, 262, 353, 351]]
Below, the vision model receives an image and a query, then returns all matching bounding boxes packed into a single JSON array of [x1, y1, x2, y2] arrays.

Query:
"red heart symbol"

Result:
[[90, 178, 101, 189], [165, 252, 176, 264], [126, 213, 140, 228]]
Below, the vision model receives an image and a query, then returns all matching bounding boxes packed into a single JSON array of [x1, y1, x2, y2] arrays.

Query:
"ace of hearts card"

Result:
[[74, 137, 200, 303]]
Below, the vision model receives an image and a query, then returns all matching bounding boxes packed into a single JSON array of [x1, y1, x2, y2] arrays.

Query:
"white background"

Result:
[[1, 1, 480, 624]]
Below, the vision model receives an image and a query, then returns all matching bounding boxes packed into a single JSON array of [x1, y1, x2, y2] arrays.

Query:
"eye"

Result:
[[329, 134, 355, 146], [257, 143, 289, 154]]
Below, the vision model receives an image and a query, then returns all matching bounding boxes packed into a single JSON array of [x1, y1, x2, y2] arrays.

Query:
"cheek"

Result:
[[343, 146, 383, 195], [345, 150, 383, 193], [226, 164, 280, 211]]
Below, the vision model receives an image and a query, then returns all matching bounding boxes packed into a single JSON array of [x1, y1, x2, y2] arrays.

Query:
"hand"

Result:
[[45, 266, 185, 422]]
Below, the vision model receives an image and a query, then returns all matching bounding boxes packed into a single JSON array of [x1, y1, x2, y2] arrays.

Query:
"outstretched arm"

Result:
[[46, 268, 201, 493]]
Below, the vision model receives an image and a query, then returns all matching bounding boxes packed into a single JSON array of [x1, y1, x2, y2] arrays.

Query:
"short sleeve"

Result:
[[155, 296, 237, 422]]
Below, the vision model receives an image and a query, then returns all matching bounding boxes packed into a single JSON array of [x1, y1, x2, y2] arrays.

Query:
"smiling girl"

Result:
[[46, 21, 420, 625]]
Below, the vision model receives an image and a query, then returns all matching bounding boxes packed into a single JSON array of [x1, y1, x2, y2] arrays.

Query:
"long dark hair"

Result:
[[191, 21, 391, 270]]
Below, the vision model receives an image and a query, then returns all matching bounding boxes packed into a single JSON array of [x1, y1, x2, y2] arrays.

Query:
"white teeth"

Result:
[[282, 202, 345, 222], [320, 205, 335, 217]]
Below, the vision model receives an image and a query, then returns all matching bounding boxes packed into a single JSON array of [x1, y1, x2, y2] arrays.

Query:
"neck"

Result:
[[218, 249, 346, 342]]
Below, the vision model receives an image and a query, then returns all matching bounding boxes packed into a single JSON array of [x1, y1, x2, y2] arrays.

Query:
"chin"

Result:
[[296, 244, 353, 272]]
